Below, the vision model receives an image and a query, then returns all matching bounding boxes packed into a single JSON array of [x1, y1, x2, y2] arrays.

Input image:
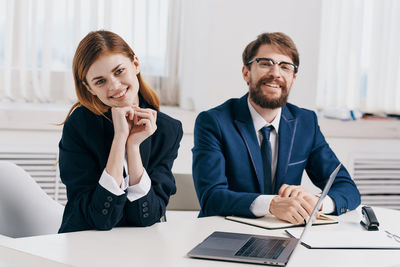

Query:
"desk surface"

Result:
[[1, 207, 400, 267]]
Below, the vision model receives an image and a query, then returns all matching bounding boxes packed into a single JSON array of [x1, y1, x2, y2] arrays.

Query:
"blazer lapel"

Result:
[[233, 94, 265, 192], [274, 105, 297, 193]]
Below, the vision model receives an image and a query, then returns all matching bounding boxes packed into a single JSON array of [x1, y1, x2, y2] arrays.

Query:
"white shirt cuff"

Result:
[[126, 169, 151, 202], [321, 195, 335, 214], [98, 169, 126, 196], [250, 195, 275, 217]]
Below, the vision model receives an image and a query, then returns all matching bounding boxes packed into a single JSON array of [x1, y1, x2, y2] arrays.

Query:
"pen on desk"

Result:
[[385, 230, 400, 243]]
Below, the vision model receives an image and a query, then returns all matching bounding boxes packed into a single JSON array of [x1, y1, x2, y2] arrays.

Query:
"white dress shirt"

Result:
[[99, 159, 151, 202], [247, 98, 335, 216]]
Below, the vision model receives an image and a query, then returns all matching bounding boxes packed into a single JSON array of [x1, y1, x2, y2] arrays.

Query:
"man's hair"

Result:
[[242, 32, 299, 70]]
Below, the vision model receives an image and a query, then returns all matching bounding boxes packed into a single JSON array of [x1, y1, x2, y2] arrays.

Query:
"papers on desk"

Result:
[[286, 229, 400, 249], [225, 214, 338, 230]]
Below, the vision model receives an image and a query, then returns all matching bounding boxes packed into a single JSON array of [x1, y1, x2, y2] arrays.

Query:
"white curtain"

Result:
[[317, 0, 400, 114], [0, 0, 178, 105]]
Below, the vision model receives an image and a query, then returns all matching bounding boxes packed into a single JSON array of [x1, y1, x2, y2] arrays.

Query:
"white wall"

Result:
[[179, 0, 322, 112]]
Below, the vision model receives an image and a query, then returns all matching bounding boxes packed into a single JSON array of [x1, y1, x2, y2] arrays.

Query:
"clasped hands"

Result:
[[269, 184, 321, 224], [111, 105, 157, 146]]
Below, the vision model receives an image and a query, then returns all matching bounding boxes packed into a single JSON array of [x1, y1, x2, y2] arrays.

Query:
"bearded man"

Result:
[[192, 32, 360, 223]]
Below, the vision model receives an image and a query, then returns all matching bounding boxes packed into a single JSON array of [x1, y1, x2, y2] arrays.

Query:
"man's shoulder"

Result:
[[198, 97, 243, 119], [283, 102, 317, 119]]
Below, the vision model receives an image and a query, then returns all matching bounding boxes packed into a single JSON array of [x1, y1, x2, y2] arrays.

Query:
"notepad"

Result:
[[225, 213, 338, 230], [286, 229, 400, 249]]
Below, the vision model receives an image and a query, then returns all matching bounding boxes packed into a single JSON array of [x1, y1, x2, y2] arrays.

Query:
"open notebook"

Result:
[[286, 229, 400, 249], [226, 213, 337, 230]]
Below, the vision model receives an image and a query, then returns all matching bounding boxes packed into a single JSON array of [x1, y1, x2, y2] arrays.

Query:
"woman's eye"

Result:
[[95, 79, 105, 85], [115, 68, 124, 75]]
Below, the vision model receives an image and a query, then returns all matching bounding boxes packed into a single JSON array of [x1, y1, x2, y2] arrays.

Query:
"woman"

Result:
[[58, 30, 183, 233]]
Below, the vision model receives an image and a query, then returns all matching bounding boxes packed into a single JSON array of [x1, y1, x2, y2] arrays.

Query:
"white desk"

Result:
[[1, 207, 400, 267]]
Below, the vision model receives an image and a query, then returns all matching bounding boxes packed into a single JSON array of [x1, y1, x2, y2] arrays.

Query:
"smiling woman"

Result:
[[58, 30, 183, 233], [84, 53, 141, 108]]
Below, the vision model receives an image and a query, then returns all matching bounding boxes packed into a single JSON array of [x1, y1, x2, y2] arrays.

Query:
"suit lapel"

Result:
[[274, 106, 297, 193], [233, 94, 265, 192]]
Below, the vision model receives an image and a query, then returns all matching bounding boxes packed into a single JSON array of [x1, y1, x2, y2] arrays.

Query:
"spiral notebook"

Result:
[[226, 213, 338, 230]]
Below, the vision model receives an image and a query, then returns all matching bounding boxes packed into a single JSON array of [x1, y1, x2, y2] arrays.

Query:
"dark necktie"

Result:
[[260, 126, 273, 194]]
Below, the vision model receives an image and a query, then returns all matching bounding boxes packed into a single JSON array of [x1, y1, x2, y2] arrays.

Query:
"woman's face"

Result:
[[85, 52, 140, 108]]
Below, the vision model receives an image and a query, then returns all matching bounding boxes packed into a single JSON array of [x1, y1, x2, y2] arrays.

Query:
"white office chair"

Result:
[[167, 173, 200, 211], [0, 161, 64, 238]]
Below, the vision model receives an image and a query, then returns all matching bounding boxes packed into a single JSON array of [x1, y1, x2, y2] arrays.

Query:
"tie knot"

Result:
[[260, 125, 273, 141]]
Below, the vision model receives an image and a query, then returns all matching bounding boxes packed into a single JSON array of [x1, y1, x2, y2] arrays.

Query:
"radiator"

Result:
[[350, 154, 400, 210], [0, 152, 67, 205]]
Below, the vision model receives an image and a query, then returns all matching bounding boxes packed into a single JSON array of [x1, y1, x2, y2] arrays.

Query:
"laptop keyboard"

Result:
[[235, 237, 288, 259]]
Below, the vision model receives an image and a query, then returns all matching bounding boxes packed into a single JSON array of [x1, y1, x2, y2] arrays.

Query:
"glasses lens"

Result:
[[279, 63, 296, 74], [256, 58, 274, 68], [254, 58, 296, 74]]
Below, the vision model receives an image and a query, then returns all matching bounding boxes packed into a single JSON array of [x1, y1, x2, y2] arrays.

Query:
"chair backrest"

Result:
[[167, 173, 200, 211], [0, 161, 64, 238]]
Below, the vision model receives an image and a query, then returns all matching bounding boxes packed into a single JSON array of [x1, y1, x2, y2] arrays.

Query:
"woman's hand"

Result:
[[110, 106, 135, 142], [106, 106, 135, 185], [127, 106, 157, 146], [125, 107, 157, 186]]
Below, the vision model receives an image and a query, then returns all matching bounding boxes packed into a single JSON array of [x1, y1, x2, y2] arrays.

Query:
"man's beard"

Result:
[[249, 76, 289, 109]]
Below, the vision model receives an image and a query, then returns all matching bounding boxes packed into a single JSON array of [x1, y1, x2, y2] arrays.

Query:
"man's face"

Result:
[[242, 44, 296, 109]]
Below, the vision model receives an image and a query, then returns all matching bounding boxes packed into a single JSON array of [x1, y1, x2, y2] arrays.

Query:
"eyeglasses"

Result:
[[246, 57, 298, 75], [385, 230, 400, 243]]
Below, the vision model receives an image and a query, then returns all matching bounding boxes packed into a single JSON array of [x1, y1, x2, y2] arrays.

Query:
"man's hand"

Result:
[[279, 184, 321, 210], [269, 184, 321, 224], [269, 195, 314, 224]]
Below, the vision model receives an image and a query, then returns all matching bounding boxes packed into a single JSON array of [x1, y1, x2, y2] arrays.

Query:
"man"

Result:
[[192, 32, 360, 223]]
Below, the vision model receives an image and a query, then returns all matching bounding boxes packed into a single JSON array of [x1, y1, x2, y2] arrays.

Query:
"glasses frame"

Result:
[[246, 57, 298, 74]]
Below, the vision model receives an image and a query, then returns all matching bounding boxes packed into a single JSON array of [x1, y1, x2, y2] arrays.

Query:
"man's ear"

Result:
[[133, 55, 140, 75], [242, 65, 250, 85], [83, 81, 96, 95]]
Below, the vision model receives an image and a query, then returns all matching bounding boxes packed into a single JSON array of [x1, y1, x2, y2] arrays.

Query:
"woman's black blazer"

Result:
[[58, 101, 183, 233]]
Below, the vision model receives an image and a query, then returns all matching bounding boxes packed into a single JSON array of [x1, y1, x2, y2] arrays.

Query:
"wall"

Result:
[[179, 0, 322, 112], [2, 1, 400, 204]]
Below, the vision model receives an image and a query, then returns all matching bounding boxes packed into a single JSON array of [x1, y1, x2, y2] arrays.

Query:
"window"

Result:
[[0, 0, 179, 105], [317, 0, 400, 115]]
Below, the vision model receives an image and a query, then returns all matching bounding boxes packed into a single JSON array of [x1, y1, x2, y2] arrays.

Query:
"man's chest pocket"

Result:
[[285, 159, 307, 184]]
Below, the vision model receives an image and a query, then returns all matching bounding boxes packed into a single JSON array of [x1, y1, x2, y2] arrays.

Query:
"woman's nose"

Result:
[[109, 76, 121, 90]]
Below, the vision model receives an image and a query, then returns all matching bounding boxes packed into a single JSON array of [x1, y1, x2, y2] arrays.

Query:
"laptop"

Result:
[[187, 164, 342, 266]]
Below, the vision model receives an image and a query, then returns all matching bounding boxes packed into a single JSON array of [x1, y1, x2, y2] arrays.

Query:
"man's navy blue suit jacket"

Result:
[[58, 100, 182, 233], [192, 94, 360, 218]]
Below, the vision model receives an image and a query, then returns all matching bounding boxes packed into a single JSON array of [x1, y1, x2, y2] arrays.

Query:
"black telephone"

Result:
[[360, 206, 379, 231]]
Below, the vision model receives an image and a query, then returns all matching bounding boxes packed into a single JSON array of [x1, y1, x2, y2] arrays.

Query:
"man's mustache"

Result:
[[256, 77, 286, 90]]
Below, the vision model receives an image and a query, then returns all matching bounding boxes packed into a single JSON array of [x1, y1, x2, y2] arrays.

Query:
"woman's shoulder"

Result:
[[63, 105, 107, 132], [66, 105, 94, 121], [156, 110, 183, 135]]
